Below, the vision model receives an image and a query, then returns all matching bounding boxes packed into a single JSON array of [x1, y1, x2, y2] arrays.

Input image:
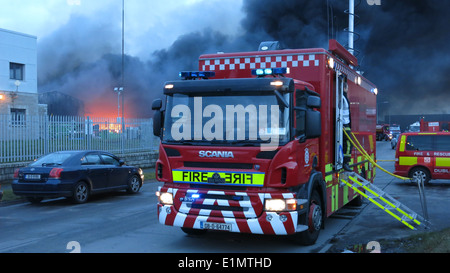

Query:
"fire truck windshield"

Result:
[[162, 93, 290, 147]]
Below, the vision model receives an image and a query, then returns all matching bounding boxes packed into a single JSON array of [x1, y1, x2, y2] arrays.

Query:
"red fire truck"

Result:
[[420, 118, 450, 132], [152, 40, 378, 245]]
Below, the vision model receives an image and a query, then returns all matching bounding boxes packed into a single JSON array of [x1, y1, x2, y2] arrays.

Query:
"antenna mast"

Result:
[[348, 0, 355, 56]]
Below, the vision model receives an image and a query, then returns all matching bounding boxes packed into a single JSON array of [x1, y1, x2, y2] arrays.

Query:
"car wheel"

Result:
[[409, 167, 431, 185], [71, 181, 89, 204], [27, 197, 43, 204], [126, 175, 141, 194]]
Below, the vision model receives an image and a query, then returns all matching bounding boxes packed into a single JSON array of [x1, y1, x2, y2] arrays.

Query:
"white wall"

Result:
[[0, 28, 37, 94]]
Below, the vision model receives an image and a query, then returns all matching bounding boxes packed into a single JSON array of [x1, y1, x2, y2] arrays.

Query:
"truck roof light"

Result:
[[179, 71, 215, 80], [327, 57, 335, 69], [270, 81, 284, 87], [251, 67, 288, 77]]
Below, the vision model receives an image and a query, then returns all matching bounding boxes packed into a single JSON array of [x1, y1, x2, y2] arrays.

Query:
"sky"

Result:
[[0, 0, 244, 58], [1, 0, 449, 119]]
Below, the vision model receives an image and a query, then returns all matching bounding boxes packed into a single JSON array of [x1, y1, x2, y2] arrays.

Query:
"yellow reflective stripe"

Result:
[[325, 164, 333, 184], [331, 185, 339, 212], [399, 156, 417, 166], [343, 184, 349, 204], [369, 135, 374, 152], [172, 170, 265, 186], [399, 135, 407, 152], [436, 157, 450, 167]]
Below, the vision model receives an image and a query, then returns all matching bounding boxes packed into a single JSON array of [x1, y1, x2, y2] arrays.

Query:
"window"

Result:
[[81, 154, 102, 165], [405, 135, 434, 151], [10, 63, 24, 80], [100, 154, 120, 166], [434, 136, 450, 151], [10, 108, 26, 126]]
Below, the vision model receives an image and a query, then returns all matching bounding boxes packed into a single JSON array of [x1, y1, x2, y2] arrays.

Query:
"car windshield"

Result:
[[162, 93, 290, 147], [30, 152, 75, 167]]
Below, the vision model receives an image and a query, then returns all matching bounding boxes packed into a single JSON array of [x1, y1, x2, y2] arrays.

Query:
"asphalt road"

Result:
[[0, 179, 352, 253], [1, 141, 448, 254]]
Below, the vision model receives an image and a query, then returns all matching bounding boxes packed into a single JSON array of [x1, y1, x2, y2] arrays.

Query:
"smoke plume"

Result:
[[38, 0, 450, 118]]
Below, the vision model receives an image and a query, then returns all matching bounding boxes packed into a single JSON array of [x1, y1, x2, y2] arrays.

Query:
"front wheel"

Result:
[[409, 167, 431, 185], [291, 190, 323, 245], [126, 175, 141, 194]]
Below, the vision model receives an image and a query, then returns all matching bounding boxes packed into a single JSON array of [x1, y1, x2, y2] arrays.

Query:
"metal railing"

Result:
[[0, 114, 159, 163]]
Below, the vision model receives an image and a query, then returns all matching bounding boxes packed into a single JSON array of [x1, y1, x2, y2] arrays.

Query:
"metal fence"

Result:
[[0, 114, 159, 163]]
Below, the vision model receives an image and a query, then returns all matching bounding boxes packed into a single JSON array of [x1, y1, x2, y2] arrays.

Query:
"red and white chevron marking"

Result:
[[157, 187, 299, 235]]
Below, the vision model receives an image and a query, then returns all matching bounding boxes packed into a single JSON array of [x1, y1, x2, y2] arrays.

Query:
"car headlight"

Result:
[[265, 198, 297, 211], [159, 192, 173, 205]]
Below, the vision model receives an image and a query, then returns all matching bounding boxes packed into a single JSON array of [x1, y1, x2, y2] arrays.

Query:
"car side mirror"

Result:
[[119, 159, 125, 166]]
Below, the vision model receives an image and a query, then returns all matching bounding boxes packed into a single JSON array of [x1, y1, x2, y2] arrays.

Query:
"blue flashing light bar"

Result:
[[251, 67, 288, 77], [179, 71, 215, 80]]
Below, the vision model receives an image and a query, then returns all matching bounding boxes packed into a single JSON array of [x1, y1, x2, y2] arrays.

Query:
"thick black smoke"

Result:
[[242, 0, 450, 115], [38, 0, 450, 118], [38, 13, 244, 118]]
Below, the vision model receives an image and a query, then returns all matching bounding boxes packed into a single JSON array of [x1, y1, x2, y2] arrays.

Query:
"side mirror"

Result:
[[153, 110, 162, 137], [119, 159, 125, 166], [305, 110, 321, 139], [307, 96, 321, 109], [152, 99, 163, 137], [152, 99, 162, 110]]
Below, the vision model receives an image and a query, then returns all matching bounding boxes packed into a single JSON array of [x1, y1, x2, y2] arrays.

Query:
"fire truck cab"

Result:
[[152, 40, 377, 245]]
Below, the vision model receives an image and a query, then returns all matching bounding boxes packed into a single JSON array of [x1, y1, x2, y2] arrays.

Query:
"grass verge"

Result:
[[379, 228, 450, 253]]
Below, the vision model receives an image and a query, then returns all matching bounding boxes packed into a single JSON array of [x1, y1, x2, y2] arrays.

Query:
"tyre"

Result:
[[126, 175, 141, 194], [291, 190, 323, 245], [409, 167, 431, 185], [71, 181, 89, 204]]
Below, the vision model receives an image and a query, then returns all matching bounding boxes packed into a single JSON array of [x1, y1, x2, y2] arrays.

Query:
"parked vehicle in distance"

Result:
[[391, 134, 399, 149], [12, 150, 144, 204], [394, 132, 450, 184]]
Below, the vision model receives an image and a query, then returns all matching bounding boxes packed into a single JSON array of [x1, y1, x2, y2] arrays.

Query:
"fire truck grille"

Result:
[[175, 189, 263, 218], [188, 204, 244, 212]]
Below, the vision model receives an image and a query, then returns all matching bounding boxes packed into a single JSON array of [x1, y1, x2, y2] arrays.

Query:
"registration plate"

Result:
[[25, 174, 41, 180], [200, 222, 232, 232]]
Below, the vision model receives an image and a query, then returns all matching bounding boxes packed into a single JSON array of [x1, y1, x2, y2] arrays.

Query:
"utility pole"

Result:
[[121, 0, 125, 123], [348, 0, 355, 55]]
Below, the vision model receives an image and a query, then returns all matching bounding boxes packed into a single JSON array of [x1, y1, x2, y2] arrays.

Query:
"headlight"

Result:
[[265, 198, 297, 211], [159, 192, 173, 205]]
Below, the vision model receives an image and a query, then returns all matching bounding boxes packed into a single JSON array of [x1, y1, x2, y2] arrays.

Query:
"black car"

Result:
[[12, 150, 144, 204]]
